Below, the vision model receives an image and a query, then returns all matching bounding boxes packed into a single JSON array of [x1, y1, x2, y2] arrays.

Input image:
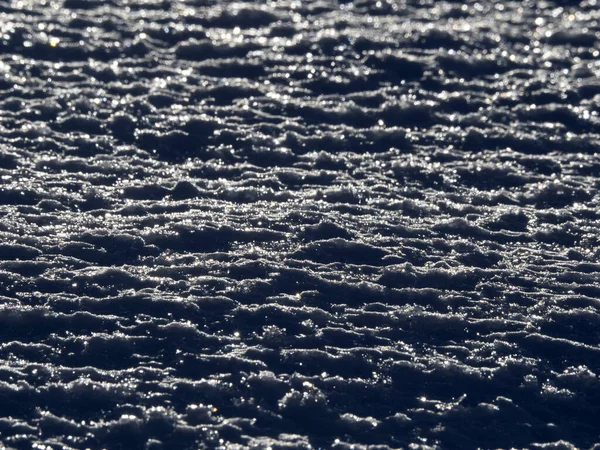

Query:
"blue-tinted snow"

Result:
[[0, 0, 599, 449]]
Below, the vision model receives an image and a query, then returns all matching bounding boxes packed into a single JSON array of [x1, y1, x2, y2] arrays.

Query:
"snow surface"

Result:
[[1, 0, 600, 448]]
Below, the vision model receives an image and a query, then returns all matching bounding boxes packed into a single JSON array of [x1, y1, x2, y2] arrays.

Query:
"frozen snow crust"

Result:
[[1, 0, 600, 448]]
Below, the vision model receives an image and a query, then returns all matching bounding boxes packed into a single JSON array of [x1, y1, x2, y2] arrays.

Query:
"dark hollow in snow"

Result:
[[0, 0, 600, 449]]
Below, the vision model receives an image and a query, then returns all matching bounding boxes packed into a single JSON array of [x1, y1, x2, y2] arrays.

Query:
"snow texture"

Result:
[[1, 0, 600, 448]]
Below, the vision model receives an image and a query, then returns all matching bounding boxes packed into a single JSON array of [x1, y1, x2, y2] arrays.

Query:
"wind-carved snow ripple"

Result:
[[0, 0, 599, 449]]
